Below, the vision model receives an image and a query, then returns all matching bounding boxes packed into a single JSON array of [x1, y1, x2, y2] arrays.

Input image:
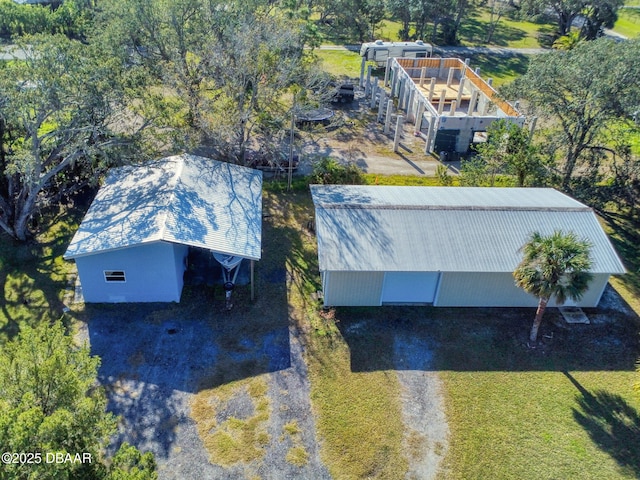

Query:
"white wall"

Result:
[[435, 272, 610, 308], [322, 270, 611, 308], [75, 241, 188, 303], [323, 271, 384, 306]]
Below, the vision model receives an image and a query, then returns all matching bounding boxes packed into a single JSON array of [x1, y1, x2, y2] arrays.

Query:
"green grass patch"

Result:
[[286, 446, 309, 467], [443, 370, 640, 479], [375, 19, 403, 42], [464, 52, 531, 87], [306, 334, 407, 479], [613, 7, 640, 39], [363, 174, 453, 186], [315, 49, 362, 78]]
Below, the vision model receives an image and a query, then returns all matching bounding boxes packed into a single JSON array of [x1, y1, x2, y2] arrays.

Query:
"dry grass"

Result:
[[191, 376, 271, 466], [286, 446, 309, 467]]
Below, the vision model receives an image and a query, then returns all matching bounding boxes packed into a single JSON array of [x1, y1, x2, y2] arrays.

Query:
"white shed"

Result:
[[64, 154, 262, 303], [311, 185, 625, 308]]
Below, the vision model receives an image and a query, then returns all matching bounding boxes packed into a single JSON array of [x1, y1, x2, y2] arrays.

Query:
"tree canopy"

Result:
[[0, 320, 157, 480], [462, 119, 544, 187], [503, 38, 640, 190], [97, 0, 323, 164], [0, 34, 152, 241]]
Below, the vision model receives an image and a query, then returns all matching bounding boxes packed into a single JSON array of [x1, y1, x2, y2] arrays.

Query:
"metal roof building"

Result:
[[64, 154, 262, 303], [311, 185, 625, 307]]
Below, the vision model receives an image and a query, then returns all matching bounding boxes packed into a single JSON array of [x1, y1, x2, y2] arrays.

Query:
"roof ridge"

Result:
[[157, 156, 186, 241], [317, 204, 593, 212]]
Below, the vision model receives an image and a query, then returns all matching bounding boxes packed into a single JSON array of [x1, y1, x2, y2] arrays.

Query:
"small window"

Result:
[[104, 270, 126, 283]]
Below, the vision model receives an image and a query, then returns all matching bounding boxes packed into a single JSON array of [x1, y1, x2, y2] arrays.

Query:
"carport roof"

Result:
[[310, 185, 625, 274], [64, 154, 262, 260]]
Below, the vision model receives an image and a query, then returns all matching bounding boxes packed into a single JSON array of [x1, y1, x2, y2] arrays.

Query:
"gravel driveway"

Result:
[[79, 305, 330, 479]]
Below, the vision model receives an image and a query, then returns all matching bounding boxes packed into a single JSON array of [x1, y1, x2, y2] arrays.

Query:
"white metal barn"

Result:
[[64, 154, 262, 303], [310, 185, 625, 308]]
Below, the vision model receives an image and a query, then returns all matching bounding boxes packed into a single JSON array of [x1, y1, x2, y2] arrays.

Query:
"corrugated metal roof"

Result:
[[64, 154, 262, 260], [311, 186, 625, 274]]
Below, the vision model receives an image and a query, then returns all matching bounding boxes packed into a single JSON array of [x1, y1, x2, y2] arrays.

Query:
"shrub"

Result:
[[309, 157, 364, 185]]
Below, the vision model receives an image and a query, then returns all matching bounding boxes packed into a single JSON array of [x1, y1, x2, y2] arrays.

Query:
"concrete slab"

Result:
[[559, 306, 590, 324]]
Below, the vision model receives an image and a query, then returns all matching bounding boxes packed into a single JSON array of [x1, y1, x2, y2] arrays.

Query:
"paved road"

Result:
[[0, 44, 28, 60], [317, 44, 548, 55]]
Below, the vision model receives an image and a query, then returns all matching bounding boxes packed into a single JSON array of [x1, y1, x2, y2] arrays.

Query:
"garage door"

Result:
[[381, 272, 440, 304]]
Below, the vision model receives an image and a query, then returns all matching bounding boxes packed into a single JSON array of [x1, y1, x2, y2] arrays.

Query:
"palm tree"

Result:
[[552, 30, 582, 51], [513, 231, 593, 344]]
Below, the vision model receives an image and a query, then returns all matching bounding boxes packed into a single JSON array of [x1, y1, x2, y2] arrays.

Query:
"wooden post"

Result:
[[446, 67, 455, 87], [428, 77, 436, 102], [384, 57, 392, 86], [364, 65, 373, 97], [250, 260, 255, 301], [456, 78, 466, 105], [425, 116, 436, 153], [419, 66, 427, 87], [359, 56, 366, 88], [377, 91, 387, 122], [449, 100, 457, 116], [467, 89, 479, 116], [406, 87, 415, 121], [414, 102, 425, 134], [370, 78, 378, 108]]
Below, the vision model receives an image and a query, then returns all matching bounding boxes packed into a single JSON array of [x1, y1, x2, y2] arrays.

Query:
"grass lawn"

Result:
[[314, 49, 362, 78], [314, 47, 530, 87], [462, 52, 531, 87], [613, 7, 640, 38]]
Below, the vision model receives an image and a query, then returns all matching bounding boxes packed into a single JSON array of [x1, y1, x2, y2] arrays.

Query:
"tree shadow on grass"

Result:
[[464, 53, 530, 85], [566, 371, 640, 477], [599, 211, 640, 301], [459, 16, 529, 47]]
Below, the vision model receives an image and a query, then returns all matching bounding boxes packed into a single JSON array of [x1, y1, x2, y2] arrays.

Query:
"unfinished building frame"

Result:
[[376, 57, 526, 155]]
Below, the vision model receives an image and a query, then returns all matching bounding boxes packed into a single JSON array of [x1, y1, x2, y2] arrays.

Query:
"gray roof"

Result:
[[65, 154, 262, 260], [310, 185, 625, 274]]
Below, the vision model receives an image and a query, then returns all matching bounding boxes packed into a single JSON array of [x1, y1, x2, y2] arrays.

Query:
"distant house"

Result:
[[64, 154, 262, 303], [311, 186, 625, 308], [12, 0, 58, 5]]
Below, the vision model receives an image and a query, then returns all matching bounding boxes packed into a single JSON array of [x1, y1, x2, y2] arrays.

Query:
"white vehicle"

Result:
[[360, 40, 433, 66]]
